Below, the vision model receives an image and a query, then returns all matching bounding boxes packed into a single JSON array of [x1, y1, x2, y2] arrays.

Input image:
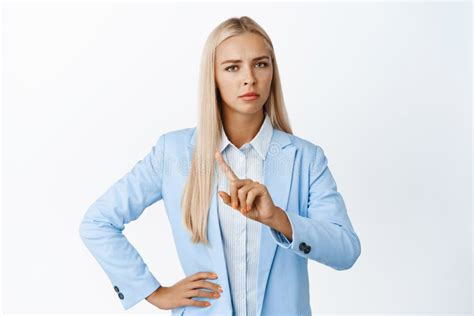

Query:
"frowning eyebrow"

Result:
[[220, 55, 270, 65]]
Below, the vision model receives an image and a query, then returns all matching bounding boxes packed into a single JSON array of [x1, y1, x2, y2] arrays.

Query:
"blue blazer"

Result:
[[79, 126, 361, 315]]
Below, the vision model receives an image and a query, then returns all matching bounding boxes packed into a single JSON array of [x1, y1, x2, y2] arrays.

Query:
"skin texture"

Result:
[[147, 32, 292, 311], [214, 151, 293, 241], [215, 32, 273, 149], [213, 31, 292, 240], [146, 272, 223, 310]]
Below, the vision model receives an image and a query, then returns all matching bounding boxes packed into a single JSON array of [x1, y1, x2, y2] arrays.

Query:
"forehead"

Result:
[[215, 32, 270, 61]]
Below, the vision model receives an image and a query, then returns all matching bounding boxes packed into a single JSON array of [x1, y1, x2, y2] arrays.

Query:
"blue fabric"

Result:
[[79, 125, 361, 315]]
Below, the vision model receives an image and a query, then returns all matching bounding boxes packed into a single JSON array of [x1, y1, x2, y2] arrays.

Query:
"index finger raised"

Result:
[[214, 151, 239, 181]]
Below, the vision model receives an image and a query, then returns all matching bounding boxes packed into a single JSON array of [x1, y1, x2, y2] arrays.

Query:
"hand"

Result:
[[214, 151, 279, 224], [146, 272, 223, 310]]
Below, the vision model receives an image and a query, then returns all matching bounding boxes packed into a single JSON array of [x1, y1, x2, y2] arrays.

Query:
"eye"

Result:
[[224, 62, 269, 72], [225, 65, 238, 72]]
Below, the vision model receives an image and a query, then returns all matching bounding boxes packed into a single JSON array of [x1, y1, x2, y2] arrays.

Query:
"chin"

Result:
[[222, 100, 264, 115], [237, 103, 264, 113]]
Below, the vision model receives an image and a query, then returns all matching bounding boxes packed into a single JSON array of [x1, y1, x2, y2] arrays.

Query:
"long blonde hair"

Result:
[[181, 16, 293, 244]]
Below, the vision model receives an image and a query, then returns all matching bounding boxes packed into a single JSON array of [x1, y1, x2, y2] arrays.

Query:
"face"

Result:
[[214, 32, 273, 115]]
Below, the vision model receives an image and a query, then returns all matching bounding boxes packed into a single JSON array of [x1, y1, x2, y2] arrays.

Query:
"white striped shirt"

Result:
[[216, 113, 273, 316]]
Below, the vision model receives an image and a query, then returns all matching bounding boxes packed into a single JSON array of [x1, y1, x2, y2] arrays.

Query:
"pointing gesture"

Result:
[[214, 151, 278, 223]]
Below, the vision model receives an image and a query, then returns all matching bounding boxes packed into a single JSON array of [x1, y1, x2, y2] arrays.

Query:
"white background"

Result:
[[2, 0, 472, 314]]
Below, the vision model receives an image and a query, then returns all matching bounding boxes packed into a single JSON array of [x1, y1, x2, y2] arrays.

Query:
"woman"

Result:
[[79, 16, 361, 316]]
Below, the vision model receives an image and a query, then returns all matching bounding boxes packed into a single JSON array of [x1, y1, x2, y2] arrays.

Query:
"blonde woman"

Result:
[[79, 16, 361, 316]]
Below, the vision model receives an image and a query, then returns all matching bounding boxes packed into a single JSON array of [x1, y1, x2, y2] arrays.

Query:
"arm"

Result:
[[79, 134, 166, 310], [267, 145, 361, 270]]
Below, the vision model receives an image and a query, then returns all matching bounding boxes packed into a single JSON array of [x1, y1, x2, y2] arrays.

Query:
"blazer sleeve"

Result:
[[269, 145, 361, 270], [79, 133, 166, 310]]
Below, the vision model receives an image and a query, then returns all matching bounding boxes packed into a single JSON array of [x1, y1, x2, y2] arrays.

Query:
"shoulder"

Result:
[[155, 127, 325, 158], [153, 127, 196, 151], [277, 130, 330, 173], [162, 127, 196, 142], [277, 129, 324, 158]]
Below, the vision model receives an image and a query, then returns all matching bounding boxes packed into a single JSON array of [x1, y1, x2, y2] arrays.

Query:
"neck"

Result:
[[221, 107, 265, 149]]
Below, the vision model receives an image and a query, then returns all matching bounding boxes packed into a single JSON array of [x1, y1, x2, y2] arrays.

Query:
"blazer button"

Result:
[[303, 245, 311, 254], [113, 286, 120, 293], [299, 242, 307, 251], [118, 292, 124, 300]]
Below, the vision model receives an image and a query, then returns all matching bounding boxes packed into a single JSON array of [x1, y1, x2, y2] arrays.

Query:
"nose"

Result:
[[243, 66, 256, 86]]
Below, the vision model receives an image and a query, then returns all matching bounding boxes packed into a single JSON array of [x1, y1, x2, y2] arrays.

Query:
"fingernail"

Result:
[[246, 206, 250, 212], [218, 286, 223, 292], [232, 202, 237, 208]]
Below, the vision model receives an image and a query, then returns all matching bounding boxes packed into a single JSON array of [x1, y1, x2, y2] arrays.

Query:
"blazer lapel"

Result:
[[187, 127, 296, 316], [256, 129, 296, 315], [187, 128, 233, 313]]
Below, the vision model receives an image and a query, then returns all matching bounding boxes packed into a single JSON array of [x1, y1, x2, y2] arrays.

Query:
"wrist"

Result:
[[264, 206, 284, 227], [265, 206, 293, 242], [146, 285, 163, 302]]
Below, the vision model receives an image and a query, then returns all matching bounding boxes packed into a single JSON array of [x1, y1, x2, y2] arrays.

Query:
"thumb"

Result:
[[218, 191, 231, 205]]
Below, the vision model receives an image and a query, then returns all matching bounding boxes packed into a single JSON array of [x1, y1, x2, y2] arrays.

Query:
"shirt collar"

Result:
[[219, 113, 273, 160]]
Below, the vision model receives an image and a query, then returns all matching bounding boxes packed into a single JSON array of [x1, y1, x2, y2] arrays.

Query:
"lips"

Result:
[[239, 92, 260, 97]]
